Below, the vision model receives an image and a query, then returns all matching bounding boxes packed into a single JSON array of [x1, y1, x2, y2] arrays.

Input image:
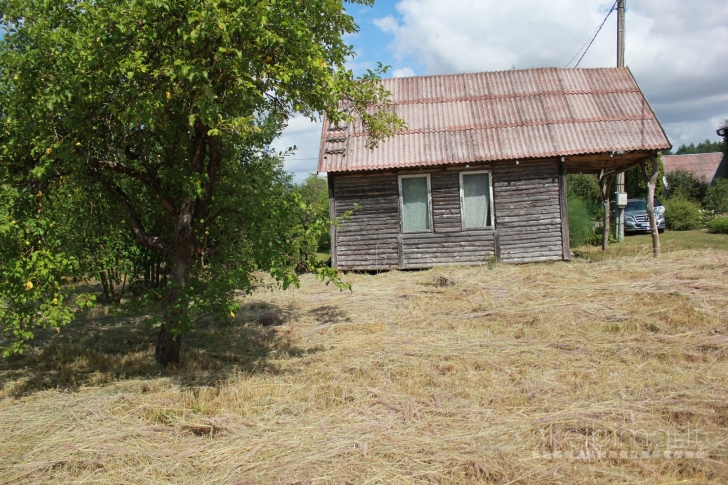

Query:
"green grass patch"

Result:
[[620, 229, 728, 251], [573, 229, 728, 260]]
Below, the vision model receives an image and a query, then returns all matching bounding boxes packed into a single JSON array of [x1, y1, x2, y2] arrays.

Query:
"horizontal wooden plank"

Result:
[[496, 206, 560, 216], [498, 224, 562, 233], [337, 242, 399, 250], [501, 244, 563, 254], [337, 231, 399, 239], [499, 233, 562, 243], [496, 215, 562, 224], [400, 233, 494, 243], [500, 249, 563, 258], [403, 255, 495, 264], [495, 190, 559, 200], [338, 225, 399, 234], [494, 184, 559, 194], [338, 215, 399, 224], [497, 198, 560, 207], [502, 255, 563, 264], [402, 241, 496, 251]]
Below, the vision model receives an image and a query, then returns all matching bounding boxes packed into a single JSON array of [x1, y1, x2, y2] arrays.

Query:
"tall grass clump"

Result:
[[664, 197, 702, 230], [568, 196, 596, 247], [707, 216, 728, 234]]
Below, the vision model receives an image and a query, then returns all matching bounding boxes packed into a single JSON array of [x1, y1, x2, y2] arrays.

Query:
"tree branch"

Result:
[[89, 159, 177, 216], [98, 178, 174, 253]]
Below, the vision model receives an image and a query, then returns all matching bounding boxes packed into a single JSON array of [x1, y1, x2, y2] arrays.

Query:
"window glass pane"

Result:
[[462, 173, 490, 228], [401, 176, 430, 232]]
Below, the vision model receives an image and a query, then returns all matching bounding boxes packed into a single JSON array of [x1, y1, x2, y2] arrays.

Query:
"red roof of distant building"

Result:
[[319, 67, 670, 173], [662, 152, 726, 183]]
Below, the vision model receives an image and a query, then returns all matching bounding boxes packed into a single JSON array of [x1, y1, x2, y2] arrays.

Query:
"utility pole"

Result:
[[615, 0, 626, 242]]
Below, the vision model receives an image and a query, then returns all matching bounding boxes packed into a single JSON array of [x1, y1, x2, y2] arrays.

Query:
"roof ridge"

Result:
[[663, 152, 724, 156], [381, 66, 628, 81]]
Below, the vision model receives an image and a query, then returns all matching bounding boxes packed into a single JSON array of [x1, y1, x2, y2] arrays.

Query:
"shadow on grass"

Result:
[[0, 301, 322, 397], [309, 305, 351, 325]]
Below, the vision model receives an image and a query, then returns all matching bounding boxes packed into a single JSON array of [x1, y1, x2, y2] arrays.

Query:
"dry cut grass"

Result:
[[1, 247, 728, 484]]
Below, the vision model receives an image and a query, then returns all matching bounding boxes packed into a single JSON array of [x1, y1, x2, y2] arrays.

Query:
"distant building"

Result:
[[717, 121, 728, 137], [662, 153, 727, 185]]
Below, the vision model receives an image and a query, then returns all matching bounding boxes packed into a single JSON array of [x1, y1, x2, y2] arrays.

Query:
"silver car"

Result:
[[625, 198, 665, 233]]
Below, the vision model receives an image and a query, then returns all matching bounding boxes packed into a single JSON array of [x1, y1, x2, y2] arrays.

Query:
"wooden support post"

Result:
[[600, 172, 614, 252], [493, 230, 501, 263], [558, 157, 572, 260], [327, 174, 337, 269], [397, 235, 404, 269], [640, 155, 661, 257]]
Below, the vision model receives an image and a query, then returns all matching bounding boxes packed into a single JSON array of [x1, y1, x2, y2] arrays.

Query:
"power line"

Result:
[[566, 1, 618, 68]]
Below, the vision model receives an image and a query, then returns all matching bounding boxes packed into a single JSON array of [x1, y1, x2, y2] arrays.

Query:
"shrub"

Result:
[[663, 197, 702, 231], [567, 174, 602, 207], [699, 209, 716, 228], [704, 178, 728, 214], [568, 196, 597, 247], [665, 169, 709, 202], [707, 216, 728, 234]]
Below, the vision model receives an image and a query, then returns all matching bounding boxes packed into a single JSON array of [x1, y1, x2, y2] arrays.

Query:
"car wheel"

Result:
[[658, 228, 664, 234]]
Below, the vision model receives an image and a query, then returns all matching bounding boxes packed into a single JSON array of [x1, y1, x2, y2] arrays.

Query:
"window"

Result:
[[460, 171, 493, 229], [399, 174, 432, 233]]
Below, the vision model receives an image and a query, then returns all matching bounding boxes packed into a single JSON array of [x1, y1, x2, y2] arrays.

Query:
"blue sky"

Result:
[[345, 1, 425, 78], [275, 0, 728, 183]]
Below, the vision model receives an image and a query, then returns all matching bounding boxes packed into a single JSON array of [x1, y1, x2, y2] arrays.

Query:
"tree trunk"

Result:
[[153, 121, 216, 366], [601, 174, 613, 252], [155, 204, 196, 366], [641, 156, 661, 257]]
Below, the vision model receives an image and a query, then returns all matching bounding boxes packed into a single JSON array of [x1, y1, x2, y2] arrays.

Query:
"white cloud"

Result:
[[373, 15, 399, 33], [392, 66, 416, 78], [382, 0, 728, 144], [270, 115, 323, 183]]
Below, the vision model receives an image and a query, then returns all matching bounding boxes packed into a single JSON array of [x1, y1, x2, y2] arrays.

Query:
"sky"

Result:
[[275, 0, 728, 182]]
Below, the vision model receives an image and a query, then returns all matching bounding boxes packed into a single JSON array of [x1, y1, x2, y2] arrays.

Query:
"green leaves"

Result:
[[1, 0, 401, 361], [0, 186, 78, 355]]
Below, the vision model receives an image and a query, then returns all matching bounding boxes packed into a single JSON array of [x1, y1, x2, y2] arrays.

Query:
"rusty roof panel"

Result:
[[319, 67, 671, 173]]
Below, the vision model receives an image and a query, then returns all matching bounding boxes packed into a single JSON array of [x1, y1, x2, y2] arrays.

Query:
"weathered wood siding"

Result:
[[401, 231, 495, 268], [331, 159, 566, 270], [492, 160, 564, 263], [430, 171, 461, 233], [333, 173, 400, 271]]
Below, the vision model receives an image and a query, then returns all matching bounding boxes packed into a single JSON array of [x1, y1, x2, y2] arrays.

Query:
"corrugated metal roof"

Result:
[[662, 152, 726, 183], [319, 67, 671, 173]]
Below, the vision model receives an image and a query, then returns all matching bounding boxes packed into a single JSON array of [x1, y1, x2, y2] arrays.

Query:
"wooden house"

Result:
[[318, 67, 671, 271]]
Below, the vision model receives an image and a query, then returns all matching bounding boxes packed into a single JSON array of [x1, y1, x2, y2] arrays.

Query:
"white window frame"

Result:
[[398, 173, 433, 234], [459, 170, 495, 230]]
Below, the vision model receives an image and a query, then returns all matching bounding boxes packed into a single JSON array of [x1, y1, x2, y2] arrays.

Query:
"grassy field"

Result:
[[621, 230, 728, 252], [1, 234, 728, 484]]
